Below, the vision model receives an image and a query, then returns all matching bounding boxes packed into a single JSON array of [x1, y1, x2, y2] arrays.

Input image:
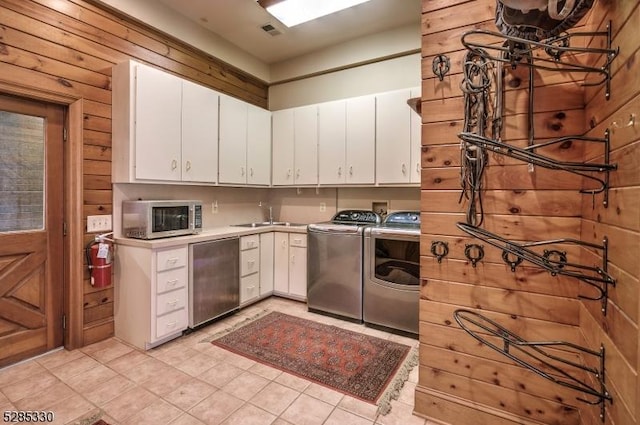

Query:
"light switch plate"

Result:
[[87, 215, 112, 232]]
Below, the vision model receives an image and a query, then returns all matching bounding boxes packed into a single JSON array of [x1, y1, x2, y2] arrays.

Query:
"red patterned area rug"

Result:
[[210, 311, 416, 412]]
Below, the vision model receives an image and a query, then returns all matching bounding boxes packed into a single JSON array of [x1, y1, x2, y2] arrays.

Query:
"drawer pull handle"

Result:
[[186, 160, 192, 171], [167, 279, 179, 287], [167, 257, 178, 265], [167, 299, 178, 307], [166, 321, 177, 328], [171, 159, 178, 170]]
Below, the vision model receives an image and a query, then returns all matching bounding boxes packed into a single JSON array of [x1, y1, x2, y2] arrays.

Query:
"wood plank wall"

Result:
[[416, 0, 638, 424], [579, 2, 640, 425], [0, 0, 268, 346]]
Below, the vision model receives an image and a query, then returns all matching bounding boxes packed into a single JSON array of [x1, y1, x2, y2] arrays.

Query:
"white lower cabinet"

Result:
[[273, 232, 307, 300], [240, 235, 260, 305], [114, 245, 188, 349], [240, 233, 275, 306], [260, 232, 274, 296]]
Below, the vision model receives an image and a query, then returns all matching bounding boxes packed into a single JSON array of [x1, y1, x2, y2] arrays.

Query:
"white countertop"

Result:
[[114, 223, 308, 249]]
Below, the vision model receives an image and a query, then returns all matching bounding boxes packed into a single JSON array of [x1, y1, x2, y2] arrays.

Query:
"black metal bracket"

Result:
[[461, 22, 619, 99], [465, 243, 484, 267], [454, 310, 612, 422], [457, 222, 616, 314], [431, 240, 449, 263], [458, 130, 617, 208]]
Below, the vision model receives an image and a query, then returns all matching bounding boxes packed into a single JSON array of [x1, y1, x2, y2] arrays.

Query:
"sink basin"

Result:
[[233, 222, 306, 228]]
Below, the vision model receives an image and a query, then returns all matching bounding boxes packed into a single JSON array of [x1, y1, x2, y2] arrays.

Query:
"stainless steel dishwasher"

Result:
[[307, 210, 381, 321], [189, 237, 239, 328]]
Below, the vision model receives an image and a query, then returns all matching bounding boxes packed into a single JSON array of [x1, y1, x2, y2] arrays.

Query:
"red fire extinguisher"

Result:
[[86, 232, 114, 288]]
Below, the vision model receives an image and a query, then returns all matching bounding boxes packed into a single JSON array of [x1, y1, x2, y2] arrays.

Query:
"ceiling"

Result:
[[156, 0, 422, 65]]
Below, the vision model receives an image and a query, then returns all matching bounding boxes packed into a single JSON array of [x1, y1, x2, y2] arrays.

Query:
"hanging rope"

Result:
[[458, 49, 497, 227]]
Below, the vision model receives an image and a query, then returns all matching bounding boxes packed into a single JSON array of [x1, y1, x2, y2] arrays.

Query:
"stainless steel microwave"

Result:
[[122, 200, 202, 239]]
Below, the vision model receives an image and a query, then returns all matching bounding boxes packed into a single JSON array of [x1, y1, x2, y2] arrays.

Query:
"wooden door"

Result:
[[0, 94, 64, 367]]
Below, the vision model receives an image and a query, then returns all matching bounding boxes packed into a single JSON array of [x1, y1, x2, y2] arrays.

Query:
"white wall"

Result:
[[94, 0, 271, 82], [268, 53, 421, 110], [270, 25, 420, 83], [113, 184, 420, 236]]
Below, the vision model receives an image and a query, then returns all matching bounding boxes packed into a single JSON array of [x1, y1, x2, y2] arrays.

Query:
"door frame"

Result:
[[0, 80, 85, 349]]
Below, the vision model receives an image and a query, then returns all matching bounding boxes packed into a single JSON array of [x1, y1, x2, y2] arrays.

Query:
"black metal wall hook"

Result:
[[453, 309, 612, 422], [432, 54, 450, 81], [456, 222, 616, 314], [430, 240, 449, 263], [458, 131, 617, 208], [460, 22, 619, 99], [464, 243, 484, 267]]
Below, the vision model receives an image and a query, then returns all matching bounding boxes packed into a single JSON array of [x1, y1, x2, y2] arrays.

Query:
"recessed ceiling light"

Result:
[[263, 0, 372, 28]]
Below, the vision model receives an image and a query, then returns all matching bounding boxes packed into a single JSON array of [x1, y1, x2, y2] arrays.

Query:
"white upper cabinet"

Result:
[[318, 96, 375, 185], [133, 63, 183, 182], [272, 105, 318, 186], [219, 95, 248, 185], [218, 95, 271, 186], [293, 105, 318, 185], [272, 109, 295, 186], [246, 104, 271, 185], [182, 80, 219, 183], [410, 86, 422, 184], [375, 88, 412, 184], [345, 95, 375, 184], [112, 60, 218, 184], [318, 100, 346, 185]]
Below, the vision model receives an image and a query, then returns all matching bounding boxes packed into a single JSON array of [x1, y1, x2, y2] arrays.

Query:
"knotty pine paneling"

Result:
[[416, 1, 640, 424], [0, 0, 268, 345]]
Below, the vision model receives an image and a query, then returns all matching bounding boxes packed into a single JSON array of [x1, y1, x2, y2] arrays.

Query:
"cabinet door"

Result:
[[318, 100, 346, 185], [219, 95, 248, 184], [273, 232, 289, 294], [182, 80, 219, 183], [272, 109, 295, 186], [375, 89, 412, 184], [259, 232, 274, 296], [346, 95, 375, 184], [247, 104, 272, 185], [289, 245, 307, 299], [293, 105, 318, 185], [240, 273, 260, 305], [410, 86, 422, 184], [134, 64, 182, 181]]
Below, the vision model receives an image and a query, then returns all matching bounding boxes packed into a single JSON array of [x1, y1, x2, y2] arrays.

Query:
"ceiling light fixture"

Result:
[[259, 0, 372, 28]]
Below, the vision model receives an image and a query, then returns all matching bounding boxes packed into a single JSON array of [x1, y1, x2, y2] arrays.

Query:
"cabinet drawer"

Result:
[[156, 247, 188, 271], [156, 289, 187, 316], [240, 234, 260, 251], [155, 308, 187, 339], [156, 267, 187, 294], [241, 248, 260, 277], [240, 273, 260, 304], [289, 233, 307, 248]]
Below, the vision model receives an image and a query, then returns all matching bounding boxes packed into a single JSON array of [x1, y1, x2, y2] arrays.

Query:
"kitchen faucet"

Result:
[[259, 201, 273, 224]]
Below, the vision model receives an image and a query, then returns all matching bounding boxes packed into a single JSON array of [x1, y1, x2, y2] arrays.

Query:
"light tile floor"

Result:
[[0, 297, 432, 425]]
